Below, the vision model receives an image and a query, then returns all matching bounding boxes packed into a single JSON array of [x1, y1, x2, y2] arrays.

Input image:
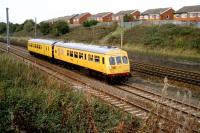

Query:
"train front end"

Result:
[[106, 50, 131, 82]]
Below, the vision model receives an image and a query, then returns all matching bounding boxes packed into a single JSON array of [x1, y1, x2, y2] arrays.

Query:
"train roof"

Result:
[[29, 39, 57, 45], [55, 42, 121, 54]]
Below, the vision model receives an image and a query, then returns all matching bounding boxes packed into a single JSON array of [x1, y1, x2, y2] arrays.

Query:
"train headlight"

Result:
[[109, 65, 112, 69]]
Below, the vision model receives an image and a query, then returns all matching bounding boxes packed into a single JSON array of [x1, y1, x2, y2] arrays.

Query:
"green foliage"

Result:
[[123, 14, 134, 22], [83, 20, 99, 27], [107, 24, 200, 52], [64, 24, 117, 43], [52, 21, 69, 36], [23, 19, 35, 32], [0, 22, 6, 34], [0, 53, 133, 132], [15, 24, 24, 32], [39, 22, 51, 35]]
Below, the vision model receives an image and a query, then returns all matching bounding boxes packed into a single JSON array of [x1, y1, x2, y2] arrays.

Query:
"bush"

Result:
[[0, 22, 6, 34], [83, 20, 98, 27], [123, 14, 134, 22], [52, 21, 69, 36], [23, 19, 35, 32], [39, 22, 51, 35]]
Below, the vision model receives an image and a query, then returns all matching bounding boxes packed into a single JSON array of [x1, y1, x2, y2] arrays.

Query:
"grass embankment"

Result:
[[106, 24, 200, 61], [0, 52, 139, 132]]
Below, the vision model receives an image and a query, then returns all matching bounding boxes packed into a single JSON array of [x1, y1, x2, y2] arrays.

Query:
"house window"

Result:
[[190, 13, 197, 18], [94, 56, 100, 63], [181, 13, 187, 18], [175, 14, 180, 18], [74, 52, 78, 58], [88, 54, 93, 61], [166, 15, 170, 19], [70, 51, 73, 57], [79, 52, 83, 59], [144, 15, 149, 19]]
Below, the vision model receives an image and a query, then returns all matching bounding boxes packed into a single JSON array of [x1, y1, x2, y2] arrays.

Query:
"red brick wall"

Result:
[[102, 13, 113, 22], [79, 13, 91, 24], [160, 9, 174, 20], [131, 11, 140, 19], [73, 13, 91, 24]]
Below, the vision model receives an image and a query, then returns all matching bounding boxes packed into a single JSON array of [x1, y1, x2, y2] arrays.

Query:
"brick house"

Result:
[[44, 14, 78, 24], [72, 12, 91, 24], [89, 12, 113, 22], [112, 10, 140, 21], [174, 5, 200, 22], [60, 14, 78, 24], [140, 8, 174, 20]]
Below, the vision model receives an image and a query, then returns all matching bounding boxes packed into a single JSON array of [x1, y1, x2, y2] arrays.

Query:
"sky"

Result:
[[0, 0, 200, 24]]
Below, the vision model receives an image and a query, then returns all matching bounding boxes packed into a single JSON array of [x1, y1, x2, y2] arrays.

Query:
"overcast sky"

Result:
[[0, 0, 200, 24]]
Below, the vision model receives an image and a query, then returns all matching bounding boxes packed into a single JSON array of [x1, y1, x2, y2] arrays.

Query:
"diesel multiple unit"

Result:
[[28, 39, 131, 81]]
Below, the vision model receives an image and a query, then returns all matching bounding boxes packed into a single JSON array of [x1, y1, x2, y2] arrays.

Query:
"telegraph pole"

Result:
[[6, 8, 10, 52], [120, 15, 124, 49], [34, 17, 37, 38]]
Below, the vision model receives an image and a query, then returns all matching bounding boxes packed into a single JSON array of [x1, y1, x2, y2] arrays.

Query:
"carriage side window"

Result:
[[109, 57, 115, 65], [116, 56, 122, 64], [79, 52, 83, 59], [122, 56, 128, 64], [67, 50, 70, 56], [94, 56, 100, 63], [70, 51, 73, 57], [88, 54, 93, 61], [74, 52, 78, 58], [102, 57, 105, 64], [84, 54, 87, 60]]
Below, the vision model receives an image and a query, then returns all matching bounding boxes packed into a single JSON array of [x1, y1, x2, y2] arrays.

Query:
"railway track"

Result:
[[0, 44, 199, 132], [131, 60, 200, 86], [116, 83, 200, 120]]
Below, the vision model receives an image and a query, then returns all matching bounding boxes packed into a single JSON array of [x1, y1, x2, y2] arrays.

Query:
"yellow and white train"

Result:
[[28, 39, 131, 81]]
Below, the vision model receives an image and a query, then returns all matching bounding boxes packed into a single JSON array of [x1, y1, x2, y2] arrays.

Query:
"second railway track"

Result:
[[131, 60, 200, 86]]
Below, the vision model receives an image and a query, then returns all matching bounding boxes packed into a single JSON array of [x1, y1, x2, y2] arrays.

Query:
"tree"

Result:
[[0, 22, 6, 34], [39, 22, 51, 35], [15, 24, 24, 32], [83, 20, 98, 27], [123, 14, 134, 22], [23, 19, 35, 32], [52, 21, 69, 36]]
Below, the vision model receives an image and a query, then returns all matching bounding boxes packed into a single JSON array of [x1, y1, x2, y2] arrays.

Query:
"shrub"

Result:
[[39, 22, 51, 35], [83, 20, 98, 27], [23, 19, 35, 32], [123, 14, 134, 22], [0, 22, 6, 34], [52, 21, 69, 36]]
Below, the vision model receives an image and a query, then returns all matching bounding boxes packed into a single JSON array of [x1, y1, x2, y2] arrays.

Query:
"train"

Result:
[[28, 39, 131, 82]]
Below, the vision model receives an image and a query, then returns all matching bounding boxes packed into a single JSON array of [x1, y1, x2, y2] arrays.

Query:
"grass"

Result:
[[0, 51, 199, 132], [106, 24, 200, 61], [0, 52, 137, 132]]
